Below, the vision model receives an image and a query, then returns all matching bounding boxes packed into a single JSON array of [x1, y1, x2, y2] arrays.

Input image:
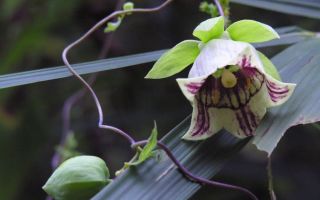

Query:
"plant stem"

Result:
[[51, 0, 124, 170], [62, 0, 174, 145], [131, 140, 258, 200], [214, 0, 225, 16]]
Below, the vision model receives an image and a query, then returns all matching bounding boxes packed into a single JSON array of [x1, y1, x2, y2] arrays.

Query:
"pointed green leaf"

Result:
[[226, 20, 280, 43], [193, 17, 224, 42], [126, 123, 158, 166], [145, 40, 200, 79], [139, 123, 158, 161], [257, 51, 281, 81]]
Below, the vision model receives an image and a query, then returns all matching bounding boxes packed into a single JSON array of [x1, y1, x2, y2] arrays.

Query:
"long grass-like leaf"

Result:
[[231, 0, 320, 19], [0, 29, 313, 90], [253, 38, 320, 154], [274, 0, 320, 9], [0, 50, 165, 89]]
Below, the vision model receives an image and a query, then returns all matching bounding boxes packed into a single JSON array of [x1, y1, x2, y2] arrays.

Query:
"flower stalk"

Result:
[[214, 0, 225, 17]]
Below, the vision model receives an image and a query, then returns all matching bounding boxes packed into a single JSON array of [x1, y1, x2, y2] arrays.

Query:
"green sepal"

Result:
[[145, 40, 200, 79], [193, 17, 224, 43], [258, 51, 281, 81], [43, 156, 110, 200], [226, 20, 279, 43]]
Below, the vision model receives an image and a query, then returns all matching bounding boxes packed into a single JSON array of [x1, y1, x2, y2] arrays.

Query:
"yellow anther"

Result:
[[221, 69, 237, 88]]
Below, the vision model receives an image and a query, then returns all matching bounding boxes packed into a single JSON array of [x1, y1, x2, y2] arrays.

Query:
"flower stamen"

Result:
[[221, 69, 237, 88]]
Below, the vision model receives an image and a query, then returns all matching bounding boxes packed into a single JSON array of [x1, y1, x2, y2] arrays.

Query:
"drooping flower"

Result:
[[177, 39, 295, 139], [146, 17, 296, 140]]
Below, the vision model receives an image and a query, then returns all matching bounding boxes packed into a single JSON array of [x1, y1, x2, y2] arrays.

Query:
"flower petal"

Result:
[[189, 39, 265, 78], [211, 83, 267, 138], [182, 100, 222, 140], [265, 74, 296, 107], [177, 76, 207, 102]]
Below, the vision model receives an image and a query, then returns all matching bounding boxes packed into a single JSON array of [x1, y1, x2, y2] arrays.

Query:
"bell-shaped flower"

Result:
[[177, 39, 295, 139], [146, 17, 296, 140]]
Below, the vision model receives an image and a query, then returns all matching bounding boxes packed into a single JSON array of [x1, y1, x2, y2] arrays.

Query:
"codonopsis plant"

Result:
[[146, 17, 296, 140], [43, 1, 294, 200]]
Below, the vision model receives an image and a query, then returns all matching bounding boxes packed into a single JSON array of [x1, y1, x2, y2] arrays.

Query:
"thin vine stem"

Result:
[[51, 0, 123, 170], [62, 0, 174, 144], [131, 140, 258, 200], [214, 0, 225, 17]]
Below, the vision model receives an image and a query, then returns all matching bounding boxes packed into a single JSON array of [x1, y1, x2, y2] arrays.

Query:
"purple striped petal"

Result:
[[177, 76, 207, 102], [265, 74, 296, 107], [182, 100, 223, 140]]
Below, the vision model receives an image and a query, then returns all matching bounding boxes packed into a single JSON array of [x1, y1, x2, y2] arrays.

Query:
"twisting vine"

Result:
[[51, 0, 124, 170], [61, 0, 258, 199]]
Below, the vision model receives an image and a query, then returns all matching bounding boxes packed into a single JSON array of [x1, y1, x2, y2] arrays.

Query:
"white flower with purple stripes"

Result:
[[146, 17, 296, 140], [177, 39, 295, 139]]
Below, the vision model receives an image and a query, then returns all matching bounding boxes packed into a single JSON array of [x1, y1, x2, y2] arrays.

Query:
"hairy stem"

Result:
[[131, 140, 258, 200]]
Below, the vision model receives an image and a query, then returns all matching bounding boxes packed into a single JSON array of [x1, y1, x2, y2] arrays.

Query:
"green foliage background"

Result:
[[0, 0, 319, 199]]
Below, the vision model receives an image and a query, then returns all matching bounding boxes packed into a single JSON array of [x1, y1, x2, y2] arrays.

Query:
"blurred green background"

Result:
[[0, 0, 319, 199]]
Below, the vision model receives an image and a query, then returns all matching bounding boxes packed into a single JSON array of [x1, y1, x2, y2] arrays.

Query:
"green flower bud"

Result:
[[43, 156, 110, 200]]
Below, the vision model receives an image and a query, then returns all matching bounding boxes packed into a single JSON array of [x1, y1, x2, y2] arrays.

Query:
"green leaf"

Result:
[[43, 156, 110, 200], [139, 123, 158, 161], [257, 51, 281, 81], [226, 20, 279, 43], [145, 40, 200, 79], [230, 0, 320, 19], [0, 49, 166, 89], [127, 123, 158, 166], [193, 17, 224, 42]]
